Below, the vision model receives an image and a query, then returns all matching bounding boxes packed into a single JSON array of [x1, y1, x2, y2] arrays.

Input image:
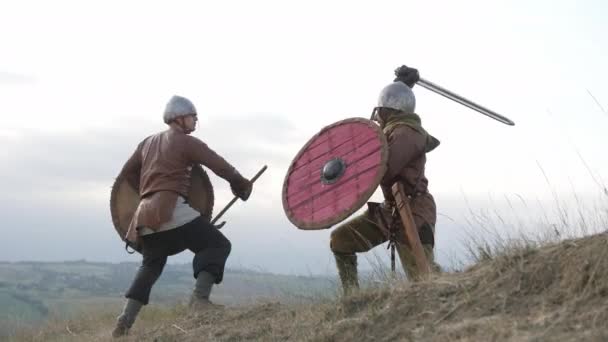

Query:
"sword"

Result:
[[417, 78, 515, 126], [211, 165, 268, 228]]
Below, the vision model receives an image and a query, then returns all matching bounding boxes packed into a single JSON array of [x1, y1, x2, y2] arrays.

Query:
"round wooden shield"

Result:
[[110, 164, 214, 251], [282, 118, 388, 230]]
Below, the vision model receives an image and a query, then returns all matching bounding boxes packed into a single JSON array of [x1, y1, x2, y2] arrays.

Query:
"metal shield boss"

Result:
[[282, 118, 388, 230], [110, 164, 214, 252]]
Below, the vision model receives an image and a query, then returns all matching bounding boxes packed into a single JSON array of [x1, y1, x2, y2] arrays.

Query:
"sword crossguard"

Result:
[[213, 221, 226, 229]]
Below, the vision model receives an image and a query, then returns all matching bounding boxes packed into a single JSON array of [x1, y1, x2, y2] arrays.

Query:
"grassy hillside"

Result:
[[7, 232, 608, 341]]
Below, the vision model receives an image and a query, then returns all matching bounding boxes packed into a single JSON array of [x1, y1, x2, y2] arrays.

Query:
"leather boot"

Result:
[[334, 253, 359, 296], [112, 299, 143, 338], [189, 271, 223, 310]]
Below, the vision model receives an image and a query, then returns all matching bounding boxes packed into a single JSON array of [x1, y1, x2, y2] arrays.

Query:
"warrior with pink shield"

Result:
[[282, 65, 514, 295]]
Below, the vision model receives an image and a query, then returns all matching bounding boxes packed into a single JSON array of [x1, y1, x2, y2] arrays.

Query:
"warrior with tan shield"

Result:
[[110, 95, 253, 337]]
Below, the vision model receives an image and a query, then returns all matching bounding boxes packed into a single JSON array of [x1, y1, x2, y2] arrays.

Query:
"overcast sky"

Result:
[[1, 0, 607, 275]]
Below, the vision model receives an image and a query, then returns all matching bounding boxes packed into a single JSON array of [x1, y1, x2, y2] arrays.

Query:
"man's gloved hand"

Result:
[[394, 65, 420, 88], [230, 176, 252, 201]]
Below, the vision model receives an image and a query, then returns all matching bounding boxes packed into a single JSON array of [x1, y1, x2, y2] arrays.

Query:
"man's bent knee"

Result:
[[330, 229, 351, 254]]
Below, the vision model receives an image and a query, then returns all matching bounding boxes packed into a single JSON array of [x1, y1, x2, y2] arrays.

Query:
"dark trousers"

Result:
[[125, 216, 231, 305]]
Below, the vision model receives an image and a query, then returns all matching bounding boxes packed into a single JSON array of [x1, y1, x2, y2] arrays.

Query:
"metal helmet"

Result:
[[376, 82, 416, 114], [163, 95, 197, 124]]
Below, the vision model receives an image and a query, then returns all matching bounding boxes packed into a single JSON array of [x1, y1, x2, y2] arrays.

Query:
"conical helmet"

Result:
[[163, 95, 197, 124], [376, 82, 416, 114]]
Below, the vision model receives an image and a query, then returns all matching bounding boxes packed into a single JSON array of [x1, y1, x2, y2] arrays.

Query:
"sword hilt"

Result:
[[210, 165, 268, 226]]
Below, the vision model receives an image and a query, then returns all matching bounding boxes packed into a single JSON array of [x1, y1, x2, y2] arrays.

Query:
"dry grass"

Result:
[[9, 229, 608, 341]]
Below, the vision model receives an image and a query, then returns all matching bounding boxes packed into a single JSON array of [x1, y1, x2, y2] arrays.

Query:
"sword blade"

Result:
[[417, 78, 515, 126]]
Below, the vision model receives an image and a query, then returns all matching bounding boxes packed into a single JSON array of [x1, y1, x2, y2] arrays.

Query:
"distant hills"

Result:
[[0, 261, 335, 338]]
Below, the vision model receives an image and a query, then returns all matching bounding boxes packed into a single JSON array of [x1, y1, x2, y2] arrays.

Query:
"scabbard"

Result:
[[391, 182, 431, 277]]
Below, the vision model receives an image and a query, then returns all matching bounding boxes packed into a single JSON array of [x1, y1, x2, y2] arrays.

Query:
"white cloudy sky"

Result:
[[1, 0, 607, 275]]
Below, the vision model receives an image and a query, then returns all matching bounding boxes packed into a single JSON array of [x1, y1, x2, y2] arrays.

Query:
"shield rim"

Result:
[[282, 117, 388, 230], [110, 164, 214, 253]]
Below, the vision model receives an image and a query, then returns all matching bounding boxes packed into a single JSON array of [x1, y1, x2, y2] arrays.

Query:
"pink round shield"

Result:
[[282, 118, 388, 230]]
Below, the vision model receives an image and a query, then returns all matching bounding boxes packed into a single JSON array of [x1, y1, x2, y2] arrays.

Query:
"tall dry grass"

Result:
[[459, 173, 607, 264]]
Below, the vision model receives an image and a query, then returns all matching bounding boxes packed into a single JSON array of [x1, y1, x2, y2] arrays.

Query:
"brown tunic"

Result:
[[379, 124, 437, 230], [117, 127, 242, 235]]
